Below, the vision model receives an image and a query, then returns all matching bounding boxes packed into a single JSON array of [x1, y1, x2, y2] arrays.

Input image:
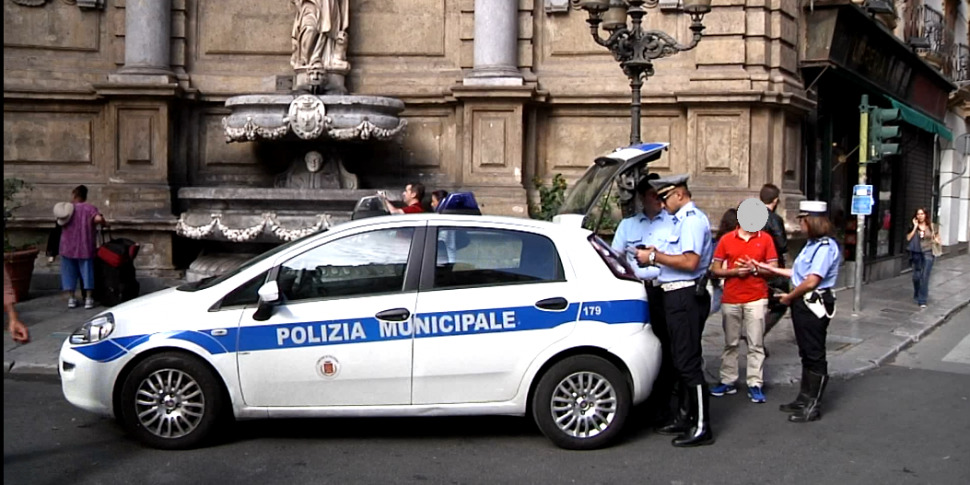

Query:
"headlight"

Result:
[[70, 313, 115, 345]]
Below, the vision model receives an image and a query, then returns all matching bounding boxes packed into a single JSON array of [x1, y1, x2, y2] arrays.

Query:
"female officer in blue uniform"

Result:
[[754, 200, 840, 422]]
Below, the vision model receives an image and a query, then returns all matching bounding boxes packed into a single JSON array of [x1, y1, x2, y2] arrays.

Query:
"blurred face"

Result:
[[431, 195, 441, 209], [403, 185, 419, 204], [799, 217, 808, 233], [916, 209, 927, 222]]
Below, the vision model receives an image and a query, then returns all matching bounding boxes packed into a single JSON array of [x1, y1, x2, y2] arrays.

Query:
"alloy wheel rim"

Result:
[[550, 371, 617, 438], [134, 369, 205, 439]]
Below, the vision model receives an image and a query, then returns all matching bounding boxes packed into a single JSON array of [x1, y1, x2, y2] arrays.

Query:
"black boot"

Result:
[[779, 368, 811, 413], [655, 384, 689, 435], [672, 384, 715, 447], [789, 371, 827, 423]]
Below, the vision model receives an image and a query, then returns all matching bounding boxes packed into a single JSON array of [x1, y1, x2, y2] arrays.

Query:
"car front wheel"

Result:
[[532, 355, 631, 450], [118, 352, 224, 449]]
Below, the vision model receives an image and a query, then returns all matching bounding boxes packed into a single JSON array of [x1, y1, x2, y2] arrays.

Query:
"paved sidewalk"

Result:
[[703, 254, 970, 387], [5, 255, 970, 383]]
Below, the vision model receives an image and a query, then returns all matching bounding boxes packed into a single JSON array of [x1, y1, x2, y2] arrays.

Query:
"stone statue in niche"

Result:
[[275, 150, 358, 190], [290, 0, 351, 95]]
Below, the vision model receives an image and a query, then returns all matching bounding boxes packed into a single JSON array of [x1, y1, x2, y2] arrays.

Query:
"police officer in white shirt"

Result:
[[753, 200, 840, 423], [611, 176, 677, 428], [635, 174, 715, 447]]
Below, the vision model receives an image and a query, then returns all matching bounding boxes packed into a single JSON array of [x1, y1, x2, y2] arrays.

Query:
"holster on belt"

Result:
[[803, 290, 836, 319], [694, 274, 710, 297]]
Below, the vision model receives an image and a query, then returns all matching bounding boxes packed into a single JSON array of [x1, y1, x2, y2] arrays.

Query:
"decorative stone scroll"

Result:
[[328, 119, 408, 141], [176, 213, 333, 242]]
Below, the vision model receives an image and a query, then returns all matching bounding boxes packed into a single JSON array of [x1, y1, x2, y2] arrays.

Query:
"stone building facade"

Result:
[[3, 0, 965, 281]]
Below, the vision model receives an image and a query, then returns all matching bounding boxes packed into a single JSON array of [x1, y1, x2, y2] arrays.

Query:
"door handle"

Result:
[[535, 297, 569, 311], [375, 308, 411, 322]]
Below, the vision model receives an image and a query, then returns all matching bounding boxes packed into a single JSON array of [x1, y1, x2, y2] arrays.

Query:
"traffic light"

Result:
[[869, 107, 901, 161]]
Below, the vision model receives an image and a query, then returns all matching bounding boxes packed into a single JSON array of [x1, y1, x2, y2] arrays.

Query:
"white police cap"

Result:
[[797, 200, 828, 217]]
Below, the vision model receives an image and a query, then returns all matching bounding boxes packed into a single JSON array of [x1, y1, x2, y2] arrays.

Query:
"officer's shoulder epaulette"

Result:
[[685, 210, 696, 217]]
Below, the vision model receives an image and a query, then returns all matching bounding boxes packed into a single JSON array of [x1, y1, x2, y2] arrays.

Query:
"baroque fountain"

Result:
[[175, 1, 407, 279]]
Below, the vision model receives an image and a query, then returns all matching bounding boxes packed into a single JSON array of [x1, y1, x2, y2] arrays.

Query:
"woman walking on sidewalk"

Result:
[[906, 207, 941, 309], [752, 200, 840, 423]]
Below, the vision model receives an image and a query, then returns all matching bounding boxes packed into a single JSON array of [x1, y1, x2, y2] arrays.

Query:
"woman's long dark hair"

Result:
[[716, 208, 739, 241]]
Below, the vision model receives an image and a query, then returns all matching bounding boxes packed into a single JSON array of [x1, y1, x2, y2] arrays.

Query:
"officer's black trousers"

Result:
[[662, 286, 707, 387], [646, 286, 674, 410], [791, 298, 831, 375]]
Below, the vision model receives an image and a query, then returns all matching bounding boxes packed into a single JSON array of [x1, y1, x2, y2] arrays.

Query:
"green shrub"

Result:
[[529, 173, 568, 222]]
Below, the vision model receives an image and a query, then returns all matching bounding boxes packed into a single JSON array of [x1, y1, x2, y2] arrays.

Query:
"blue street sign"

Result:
[[851, 195, 873, 215]]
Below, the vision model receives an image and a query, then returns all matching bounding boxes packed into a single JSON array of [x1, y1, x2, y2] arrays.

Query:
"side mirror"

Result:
[[253, 281, 281, 321]]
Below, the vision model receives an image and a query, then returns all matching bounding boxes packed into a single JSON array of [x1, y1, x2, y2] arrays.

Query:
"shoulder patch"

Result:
[[685, 210, 696, 217]]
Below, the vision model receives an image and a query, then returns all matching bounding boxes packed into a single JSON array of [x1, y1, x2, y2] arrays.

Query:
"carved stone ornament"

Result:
[[222, 116, 290, 143], [9, 0, 104, 8], [287, 95, 332, 140], [10, 0, 49, 6]]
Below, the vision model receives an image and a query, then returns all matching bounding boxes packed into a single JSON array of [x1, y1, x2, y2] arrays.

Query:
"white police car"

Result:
[[60, 143, 669, 450]]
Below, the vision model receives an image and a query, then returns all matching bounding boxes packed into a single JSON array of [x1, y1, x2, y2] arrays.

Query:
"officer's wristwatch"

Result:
[[648, 251, 657, 266]]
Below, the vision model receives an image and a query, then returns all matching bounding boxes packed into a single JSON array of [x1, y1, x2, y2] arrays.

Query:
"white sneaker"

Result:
[[67, 298, 78, 309], [84, 297, 95, 309]]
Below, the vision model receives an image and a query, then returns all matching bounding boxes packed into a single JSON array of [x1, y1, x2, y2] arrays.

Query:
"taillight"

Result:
[[589, 235, 640, 282]]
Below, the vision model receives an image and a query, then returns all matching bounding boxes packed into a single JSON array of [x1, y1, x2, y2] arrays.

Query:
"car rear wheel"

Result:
[[118, 352, 224, 449], [532, 355, 630, 450]]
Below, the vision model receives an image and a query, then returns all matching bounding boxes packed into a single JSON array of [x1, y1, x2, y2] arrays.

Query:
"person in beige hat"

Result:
[[57, 185, 106, 309], [53, 202, 74, 226]]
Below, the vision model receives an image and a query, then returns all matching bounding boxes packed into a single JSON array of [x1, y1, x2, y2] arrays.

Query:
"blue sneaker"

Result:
[[710, 383, 737, 396], [748, 386, 766, 403]]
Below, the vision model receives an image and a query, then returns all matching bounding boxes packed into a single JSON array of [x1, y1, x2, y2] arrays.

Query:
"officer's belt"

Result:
[[644, 279, 662, 288], [660, 280, 695, 292]]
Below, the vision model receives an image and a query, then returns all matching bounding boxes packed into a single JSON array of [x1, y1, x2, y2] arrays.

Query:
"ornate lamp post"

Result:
[[575, 0, 713, 145]]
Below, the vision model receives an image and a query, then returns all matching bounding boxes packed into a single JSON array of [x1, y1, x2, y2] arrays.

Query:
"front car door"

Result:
[[411, 221, 581, 404], [236, 222, 425, 407]]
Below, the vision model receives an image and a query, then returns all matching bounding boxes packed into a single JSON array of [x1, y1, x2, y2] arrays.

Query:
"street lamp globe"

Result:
[[683, 0, 713, 18]]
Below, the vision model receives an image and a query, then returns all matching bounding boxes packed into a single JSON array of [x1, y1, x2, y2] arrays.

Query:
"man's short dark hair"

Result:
[[760, 184, 780, 204], [409, 182, 426, 201], [72, 185, 88, 202]]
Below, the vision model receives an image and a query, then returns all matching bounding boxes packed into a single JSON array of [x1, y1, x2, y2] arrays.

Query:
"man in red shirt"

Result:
[[708, 222, 778, 403], [381, 182, 425, 214]]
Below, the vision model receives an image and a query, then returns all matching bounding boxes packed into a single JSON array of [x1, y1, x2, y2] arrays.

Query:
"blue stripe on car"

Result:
[[69, 299, 649, 361]]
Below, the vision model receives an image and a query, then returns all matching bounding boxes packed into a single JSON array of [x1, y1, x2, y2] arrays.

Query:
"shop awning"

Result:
[[888, 98, 953, 141]]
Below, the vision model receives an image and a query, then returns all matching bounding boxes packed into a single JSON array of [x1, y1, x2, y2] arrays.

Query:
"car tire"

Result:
[[118, 352, 224, 450], [532, 355, 631, 450]]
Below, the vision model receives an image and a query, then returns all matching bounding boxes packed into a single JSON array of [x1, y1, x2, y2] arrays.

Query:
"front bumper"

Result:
[[59, 339, 125, 417], [608, 324, 661, 404]]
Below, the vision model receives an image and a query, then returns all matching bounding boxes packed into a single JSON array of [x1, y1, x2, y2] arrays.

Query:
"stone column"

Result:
[[464, 0, 522, 86], [110, 0, 174, 83]]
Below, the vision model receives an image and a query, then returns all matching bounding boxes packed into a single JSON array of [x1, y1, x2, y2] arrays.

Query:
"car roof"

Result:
[[330, 213, 593, 238]]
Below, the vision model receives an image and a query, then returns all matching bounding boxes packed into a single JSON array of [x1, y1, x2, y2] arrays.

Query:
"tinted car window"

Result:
[[279, 228, 415, 302], [217, 271, 268, 309], [434, 228, 563, 289]]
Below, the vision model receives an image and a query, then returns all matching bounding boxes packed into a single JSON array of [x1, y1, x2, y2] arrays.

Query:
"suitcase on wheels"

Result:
[[93, 230, 140, 306]]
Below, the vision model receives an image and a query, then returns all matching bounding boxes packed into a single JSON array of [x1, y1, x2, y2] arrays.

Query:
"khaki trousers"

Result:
[[718, 298, 767, 387]]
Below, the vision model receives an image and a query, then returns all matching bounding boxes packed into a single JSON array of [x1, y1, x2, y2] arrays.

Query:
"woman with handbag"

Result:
[[906, 207, 942, 309]]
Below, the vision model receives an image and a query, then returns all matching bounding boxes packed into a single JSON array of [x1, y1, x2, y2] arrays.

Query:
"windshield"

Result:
[[176, 229, 327, 292], [557, 160, 623, 215]]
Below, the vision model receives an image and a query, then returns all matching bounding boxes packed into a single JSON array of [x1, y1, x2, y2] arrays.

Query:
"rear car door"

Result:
[[411, 222, 582, 404], [236, 222, 425, 407]]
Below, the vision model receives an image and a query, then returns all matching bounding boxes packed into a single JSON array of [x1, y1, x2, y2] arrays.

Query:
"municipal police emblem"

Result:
[[317, 355, 340, 378], [288, 95, 328, 140]]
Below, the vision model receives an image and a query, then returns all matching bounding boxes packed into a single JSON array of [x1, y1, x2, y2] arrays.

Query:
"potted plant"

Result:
[[4, 178, 39, 302]]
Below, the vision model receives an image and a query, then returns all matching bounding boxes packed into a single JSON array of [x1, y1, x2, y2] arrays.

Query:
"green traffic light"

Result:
[[868, 107, 902, 161]]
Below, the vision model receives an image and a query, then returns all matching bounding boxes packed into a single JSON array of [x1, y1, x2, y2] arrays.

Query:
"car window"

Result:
[[217, 271, 268, 309], [279, 228, 415, 302], [433, 227, 564, 289]]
